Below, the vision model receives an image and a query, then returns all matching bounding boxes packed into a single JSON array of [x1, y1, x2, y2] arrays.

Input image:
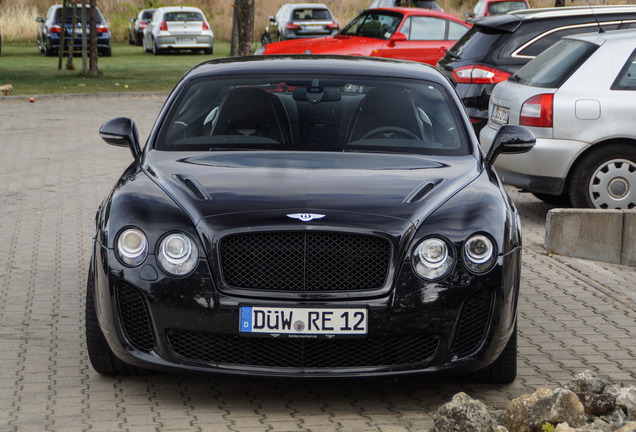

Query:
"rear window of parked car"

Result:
[[487, 1, 528, 15], [164, 12, 204, 22], [291, 9, 331, 21], [54, 7, 104, 23], [510, 39, 598, 88]]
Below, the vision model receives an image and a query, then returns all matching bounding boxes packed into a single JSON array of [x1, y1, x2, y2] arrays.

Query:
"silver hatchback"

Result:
[[480, 29, 636, 209], [143, 6, 213, 55]]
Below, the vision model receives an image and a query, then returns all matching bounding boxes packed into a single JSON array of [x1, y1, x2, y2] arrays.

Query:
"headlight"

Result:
[[412, 237, 454, 280], [157, 233, 198, 276], [116, 228, 148, 267], [463, 234, 495, 273]]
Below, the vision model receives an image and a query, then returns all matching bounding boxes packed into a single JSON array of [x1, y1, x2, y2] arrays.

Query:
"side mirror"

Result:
[[485, 124, 535, 166], [99, 117, 142, 161], [388, 32, 407, 47], [35, 17, 44, 23]]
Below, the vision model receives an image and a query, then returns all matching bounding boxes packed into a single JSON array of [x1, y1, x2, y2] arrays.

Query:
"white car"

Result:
[[143, 6, 213, 55], [480, 29, 636, 209]]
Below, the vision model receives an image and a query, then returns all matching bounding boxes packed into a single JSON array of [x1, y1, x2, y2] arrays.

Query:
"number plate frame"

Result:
[[239, 306, 368, 337], [491, 104, 510, 125]]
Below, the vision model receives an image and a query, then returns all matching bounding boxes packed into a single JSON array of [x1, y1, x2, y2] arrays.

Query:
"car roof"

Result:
[[369, 7, 464, 20], [509, 4, 636, 19], [563, 27, 636, 45], [286, 3, 330, 9], [156, 6, 203, 13], [184, 55, 445, 83]]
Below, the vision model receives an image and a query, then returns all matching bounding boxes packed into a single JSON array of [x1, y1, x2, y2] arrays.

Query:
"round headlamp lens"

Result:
[[464, 234, 495, 273], [413, 237, 454, 280], [158, 233, 198, 276], [116, 228, 148, 267]]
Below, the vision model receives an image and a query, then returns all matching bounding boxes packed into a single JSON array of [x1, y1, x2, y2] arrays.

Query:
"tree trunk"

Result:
[[238, 0, 254, 57], [89, 0, 98, 76], [230, 0, 240, 56], [81, 0, 88, 75]]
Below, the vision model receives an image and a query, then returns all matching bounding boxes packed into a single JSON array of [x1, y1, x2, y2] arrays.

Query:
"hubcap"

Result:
[[589, 158, 636, 209]]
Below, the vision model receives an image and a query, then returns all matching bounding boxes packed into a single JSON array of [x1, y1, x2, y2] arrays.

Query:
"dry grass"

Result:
[[0, 0, 624, 43]]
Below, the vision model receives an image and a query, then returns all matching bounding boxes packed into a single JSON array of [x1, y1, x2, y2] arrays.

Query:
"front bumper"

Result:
[[480, 125, 590, 195], [93, 242, 521, 377]]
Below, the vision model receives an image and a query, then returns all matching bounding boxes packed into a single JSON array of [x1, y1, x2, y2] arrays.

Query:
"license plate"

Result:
[[303, 25, 323, 31], [240, 306, 367, 336], [176, 37, 196, 44], [491, 104, 510, 124]]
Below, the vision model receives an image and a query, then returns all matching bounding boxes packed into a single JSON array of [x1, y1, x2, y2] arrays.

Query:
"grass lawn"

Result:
[[0, 42, 232, 96]]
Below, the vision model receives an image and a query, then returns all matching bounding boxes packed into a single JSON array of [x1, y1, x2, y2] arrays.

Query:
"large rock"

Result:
[[432, 392, 498, 432], [606, 386, 636, 421], [566, 371, 611, 394], [504, 388, 587, 432]]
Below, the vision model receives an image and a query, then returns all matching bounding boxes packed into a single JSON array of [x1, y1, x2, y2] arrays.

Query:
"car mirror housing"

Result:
[[485, 124, 535, 166], [99, 117, 142, 161], [35, 17, 44, 22], [388, 32, 407, 47]]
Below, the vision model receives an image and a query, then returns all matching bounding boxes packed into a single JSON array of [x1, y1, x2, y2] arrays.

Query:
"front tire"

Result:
[[464, 324, 517, 384], [531, 192, 570, 206], [85, 268, 149, 375], [568, 143, 636, 209]]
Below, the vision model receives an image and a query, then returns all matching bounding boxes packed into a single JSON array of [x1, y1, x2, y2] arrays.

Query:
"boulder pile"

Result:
[[432, 371, 636, 432]]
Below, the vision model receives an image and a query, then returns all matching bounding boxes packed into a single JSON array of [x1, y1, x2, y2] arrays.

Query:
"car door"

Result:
[[375, 15, 468, 65]]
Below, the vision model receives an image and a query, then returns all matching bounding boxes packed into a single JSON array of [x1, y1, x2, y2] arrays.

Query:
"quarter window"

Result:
[[516, 24, 619, 58], [612, 49, 636, 90], [406, 16, 446, 40]]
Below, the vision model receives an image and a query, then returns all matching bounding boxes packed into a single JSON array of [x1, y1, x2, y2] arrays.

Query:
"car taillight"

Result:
[[451, 65, 511, 84], [202, 21, 209, 31], [96, 25, 108, 33], [327, 22, 339, 30], [520, 94, 553, 128], [159, 21, 168, 31], [50, 25, 61, 33], [139, 21, 147, 29], [286, 23, 301, 30]]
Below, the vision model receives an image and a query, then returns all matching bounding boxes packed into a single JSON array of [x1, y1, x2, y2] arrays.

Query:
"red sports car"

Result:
[[256, 7, 471, 66]]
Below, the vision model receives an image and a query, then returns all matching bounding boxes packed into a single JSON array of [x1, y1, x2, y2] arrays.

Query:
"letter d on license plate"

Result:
[[240, 306, 367, 336]]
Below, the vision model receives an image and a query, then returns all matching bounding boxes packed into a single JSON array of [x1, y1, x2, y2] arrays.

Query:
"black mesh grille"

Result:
[[452, 290, 494, 358], [219, 232, 391, 291], [167, 331, 439, 368], [116, 283, 155, 351]]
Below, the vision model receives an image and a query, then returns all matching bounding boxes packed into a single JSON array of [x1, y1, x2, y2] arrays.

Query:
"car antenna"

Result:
[[584, 0, 605, 33]]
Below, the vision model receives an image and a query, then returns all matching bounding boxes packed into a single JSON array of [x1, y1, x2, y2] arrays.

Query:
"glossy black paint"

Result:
[[90, 56, 529, 378]]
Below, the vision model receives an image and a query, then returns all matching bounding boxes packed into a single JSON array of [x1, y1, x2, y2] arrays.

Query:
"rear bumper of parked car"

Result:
[[155, 34, 213, 50], [47, 33, 110, 50], [481, 126, 589, 195], [92, 244, 520, 377]]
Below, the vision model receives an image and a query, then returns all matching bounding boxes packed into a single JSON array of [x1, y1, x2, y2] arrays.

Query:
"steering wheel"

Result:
[[360, 126, 419, 140]]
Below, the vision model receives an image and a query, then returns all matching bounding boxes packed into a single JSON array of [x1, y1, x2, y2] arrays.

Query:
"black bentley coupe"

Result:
[[87, 55, 534, 383]]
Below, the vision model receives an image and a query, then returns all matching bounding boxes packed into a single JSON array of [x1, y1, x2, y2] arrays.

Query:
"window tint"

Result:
[[511, 39, 598, 88], [517, 24, 619, 57], [451, 27, 507, 60], [164, 12, 204, 22], [409, 16, 446, 40], [54, 7, 104, 23], [156, 76, 469, 156], [612, 49, 636, 90], [291, 9, 331, 21]]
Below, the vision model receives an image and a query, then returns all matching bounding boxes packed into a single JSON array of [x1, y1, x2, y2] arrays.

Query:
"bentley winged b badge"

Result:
[[286, 213, 326, 222]]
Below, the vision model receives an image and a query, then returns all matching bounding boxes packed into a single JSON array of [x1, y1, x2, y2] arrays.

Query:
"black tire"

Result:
[[203, 46, 213, 55], [464, 324, 517, 384], [44, 41, 55, 57], [568, 143, 636, 209], [101, 47, 112, 57], [531, 192, 571, 207], [152, 40, 162, 55], [85, 269, 150, 375], [128, 32, 135, 45]]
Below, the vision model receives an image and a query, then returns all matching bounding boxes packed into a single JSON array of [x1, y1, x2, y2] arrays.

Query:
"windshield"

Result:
[[511, 39, 598, 88], [340, 11, 403, 39], [155, 75, 469, 156], [487, 1, 528, 14]]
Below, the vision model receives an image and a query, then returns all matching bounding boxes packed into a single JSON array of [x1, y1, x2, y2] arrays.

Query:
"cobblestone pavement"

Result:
[[0, 94, 634, 432]]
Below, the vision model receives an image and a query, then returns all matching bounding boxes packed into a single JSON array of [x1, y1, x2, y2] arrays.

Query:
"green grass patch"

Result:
[[0, 41, 231, 95]]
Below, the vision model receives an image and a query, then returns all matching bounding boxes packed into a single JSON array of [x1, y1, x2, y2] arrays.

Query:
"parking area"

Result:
[[0, 94, 634, 432]]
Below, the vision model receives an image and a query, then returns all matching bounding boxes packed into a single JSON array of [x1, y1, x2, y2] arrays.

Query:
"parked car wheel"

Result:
[[568, 144, 636, 209], [101, 46, 111, 57], [85, 269, 151, 375], [203, 46, 213, 55], [464, 324, 517, 383], [152, 40, 162, 55], [531, 192, 570, 206]]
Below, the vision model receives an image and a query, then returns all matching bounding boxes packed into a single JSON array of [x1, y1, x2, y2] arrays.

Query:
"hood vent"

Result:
[[403, 179, 445, 204], [173, 175, 211, 201]]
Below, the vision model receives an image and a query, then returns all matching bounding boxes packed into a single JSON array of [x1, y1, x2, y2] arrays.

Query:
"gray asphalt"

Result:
[[0, 94, 634, 432]]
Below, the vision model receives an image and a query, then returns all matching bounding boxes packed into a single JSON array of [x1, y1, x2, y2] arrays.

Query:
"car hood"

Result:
[[145, 151, 480, 230], [263, 35, 384, 56]]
